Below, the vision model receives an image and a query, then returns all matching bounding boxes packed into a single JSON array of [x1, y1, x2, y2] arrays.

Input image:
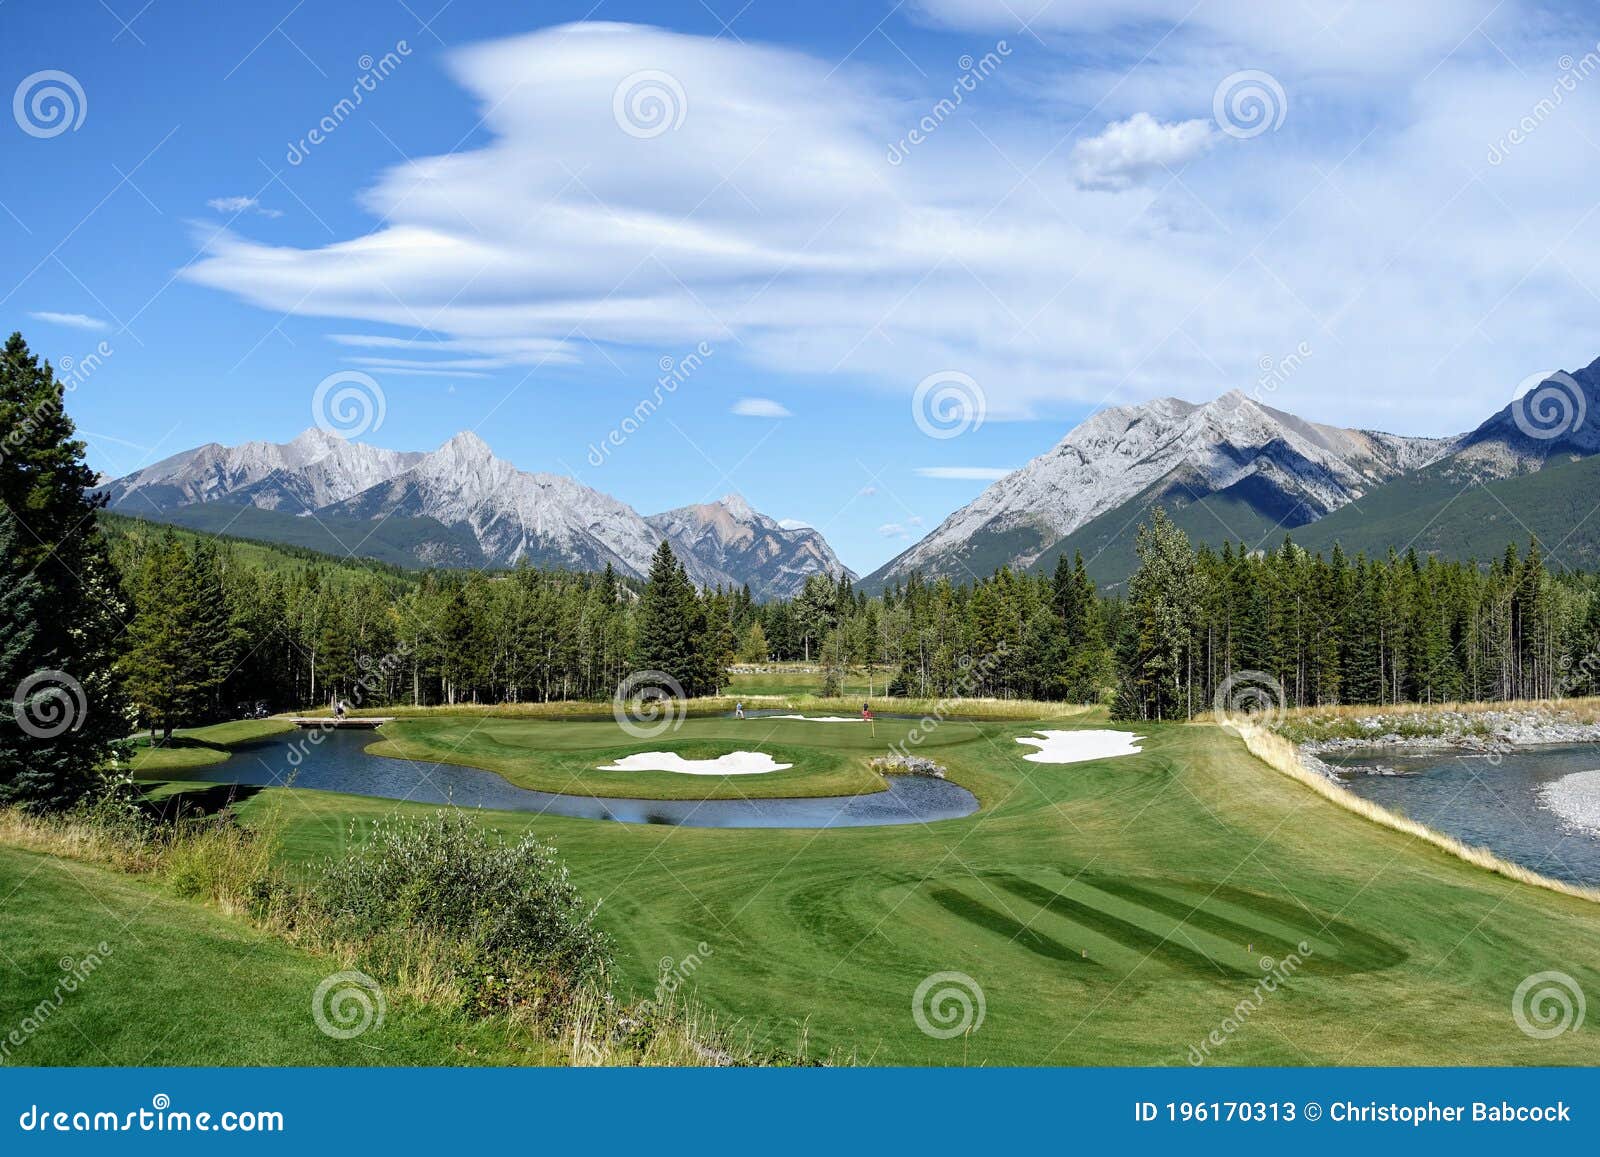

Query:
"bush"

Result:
[[313, 813, 612, 1017]]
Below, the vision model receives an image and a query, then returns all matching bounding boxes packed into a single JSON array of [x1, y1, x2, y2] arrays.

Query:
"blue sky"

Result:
[[5, 1, 1600, 573]]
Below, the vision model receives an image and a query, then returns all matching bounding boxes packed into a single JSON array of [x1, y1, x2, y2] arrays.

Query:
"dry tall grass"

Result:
[[1225, 721, 1600, 905], [1277, 696, 1600, 724]]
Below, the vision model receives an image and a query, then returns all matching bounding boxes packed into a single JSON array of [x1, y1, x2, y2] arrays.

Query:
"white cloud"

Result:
[[1071, 113, 1213, 190], [915, 465, 1015, 480], [778, 517, 812, 530], [878, 523, 913, 539], [731, 397, 793, 418], [208, 195, 283, 218], [28, 311, 106, 330], [182, 16, 1600, 437]]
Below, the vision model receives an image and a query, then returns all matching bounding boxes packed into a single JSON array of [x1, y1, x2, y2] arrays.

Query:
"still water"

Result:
[[1324, 743, 1600, 886]]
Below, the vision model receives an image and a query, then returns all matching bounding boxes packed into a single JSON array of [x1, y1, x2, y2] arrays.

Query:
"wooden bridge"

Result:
[[286, 717, 395, 729]]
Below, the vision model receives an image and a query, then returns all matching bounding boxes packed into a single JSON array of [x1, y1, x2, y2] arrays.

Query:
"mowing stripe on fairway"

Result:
[[990, 875, 1253, 980], [1079, 875, 1329, 966], [925, 886, 1099, 966], [1155, 878, 1408, 973]]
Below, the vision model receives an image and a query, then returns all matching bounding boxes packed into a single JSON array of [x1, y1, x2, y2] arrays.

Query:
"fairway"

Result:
[[200, 716, 1600, 1066]]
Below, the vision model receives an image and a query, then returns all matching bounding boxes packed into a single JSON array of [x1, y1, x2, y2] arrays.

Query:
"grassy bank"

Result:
[[0, 806, 801, 1067], [0, 834, 551, 1065], [127, 718, 294, 778], [1226, 721, 1600, 904]]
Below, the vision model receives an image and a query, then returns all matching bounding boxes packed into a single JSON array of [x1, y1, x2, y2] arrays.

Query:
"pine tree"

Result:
[[1120, 509, 1207, 720], [0, 333, 129, 807], [122, 534, 202, 741], [633, 541, 700, 692], [739, 620, 770, 663]]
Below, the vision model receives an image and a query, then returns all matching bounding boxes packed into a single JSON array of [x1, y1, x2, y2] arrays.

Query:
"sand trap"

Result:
[[597, 751, 793, 775], [1539, 769, 1600, 836], [1015, 729, 1144, 764], [768, 714, 865, 723]]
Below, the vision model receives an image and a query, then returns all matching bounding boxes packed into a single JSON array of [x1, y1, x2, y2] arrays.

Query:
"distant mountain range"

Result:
[[98, 428, 852, 600], [865, 355, 1600, 589], [101, 356, 1600, 597]]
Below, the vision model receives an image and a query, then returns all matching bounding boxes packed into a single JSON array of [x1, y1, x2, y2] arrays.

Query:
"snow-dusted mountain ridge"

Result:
[[98, 428, 851, 599], [869, 388, 1458, 585]]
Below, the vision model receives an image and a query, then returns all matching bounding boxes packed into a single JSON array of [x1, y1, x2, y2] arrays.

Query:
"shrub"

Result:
[[313, 813, 612, 1017], [162, 812, 282, 914]]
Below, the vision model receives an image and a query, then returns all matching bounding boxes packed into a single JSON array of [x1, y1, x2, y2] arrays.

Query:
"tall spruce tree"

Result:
[[633, 541, 698, 692], [0, 333, 128, 808]]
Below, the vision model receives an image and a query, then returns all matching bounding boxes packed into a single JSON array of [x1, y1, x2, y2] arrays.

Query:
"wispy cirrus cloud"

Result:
[[732, 397, 793, 418], [183, 14, 1600, 436], [208, 195, 283, 218], [28, 310, 106, 330], [915, 465, 1014, 480]]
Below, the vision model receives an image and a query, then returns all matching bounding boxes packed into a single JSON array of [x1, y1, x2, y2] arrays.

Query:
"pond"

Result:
[[1324, 743, 1600, 887], [188, 728, 978, 829]]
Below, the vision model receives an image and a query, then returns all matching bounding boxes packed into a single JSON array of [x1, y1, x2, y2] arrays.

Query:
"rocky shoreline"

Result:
[[1290, 708, 1600, 782]]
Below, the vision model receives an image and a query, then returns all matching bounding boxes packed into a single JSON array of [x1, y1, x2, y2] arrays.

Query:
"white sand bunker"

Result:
[[769, 714, 865, 723], [1538, 769, 1600, 836], [1016, 729, 1144, 764], [598, 751, 793, 775]]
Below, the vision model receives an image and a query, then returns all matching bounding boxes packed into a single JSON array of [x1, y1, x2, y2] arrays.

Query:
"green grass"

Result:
[[127, 718, 295, 777], [223, 718, 1600, 1065], [0, 844, 556, 1066], [11, 711, 1600, 1065]]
